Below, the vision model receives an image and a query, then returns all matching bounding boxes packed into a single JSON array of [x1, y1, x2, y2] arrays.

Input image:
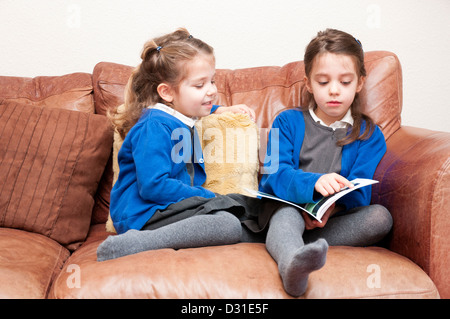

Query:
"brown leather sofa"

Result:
[[0, 51, 447, 299]]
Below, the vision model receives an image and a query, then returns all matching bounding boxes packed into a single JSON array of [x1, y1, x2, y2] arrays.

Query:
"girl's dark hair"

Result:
[[111, 28, 214, 139], [303, 28, 375, 146]]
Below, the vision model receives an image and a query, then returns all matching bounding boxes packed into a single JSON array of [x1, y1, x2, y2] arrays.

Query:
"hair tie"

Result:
[[156, 46, 162, 52], [188, 35, 193, 39], [354, 38, 362, 48]]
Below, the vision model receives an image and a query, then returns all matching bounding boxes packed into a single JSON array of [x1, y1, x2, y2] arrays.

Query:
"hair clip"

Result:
[[354, 38, 362, 48], [156, 46, 162, 52]]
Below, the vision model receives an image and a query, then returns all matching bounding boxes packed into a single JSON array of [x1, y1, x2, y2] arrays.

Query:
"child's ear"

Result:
[[356, 76, 365, 93], [304, 76, 313, 93], [157, 83, 174, 103]]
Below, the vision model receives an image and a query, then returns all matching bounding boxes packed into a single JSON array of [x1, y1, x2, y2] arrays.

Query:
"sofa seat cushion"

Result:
[[49, 224, 439, 299], [0, 228, 70, 298]]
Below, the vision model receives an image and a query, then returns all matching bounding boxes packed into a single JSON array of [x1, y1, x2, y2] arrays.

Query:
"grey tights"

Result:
[[303, 204, 393, 246], [97, 210, 241, 261], [265, 204, 392, 296], [266, 206, 328, 297]]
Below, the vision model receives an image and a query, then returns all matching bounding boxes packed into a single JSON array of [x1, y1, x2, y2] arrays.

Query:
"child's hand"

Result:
[[301, 203, 335, 230], [315, 173, 353, 197], [214, 104, 255, 121]]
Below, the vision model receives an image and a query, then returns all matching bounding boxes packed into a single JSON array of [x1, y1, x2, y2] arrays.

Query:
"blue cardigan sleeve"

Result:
[[337, 124, 386, 210], [259, 110, 322, 204], [211, 105, 220, 113]]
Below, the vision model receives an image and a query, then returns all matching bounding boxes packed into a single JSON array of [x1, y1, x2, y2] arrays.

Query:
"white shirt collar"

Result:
[[149, 103, 197, 128], [309, 108, 353, 130]]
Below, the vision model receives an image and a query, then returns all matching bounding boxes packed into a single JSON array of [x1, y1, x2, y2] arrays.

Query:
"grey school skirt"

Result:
[[141, 193, 284, 233]]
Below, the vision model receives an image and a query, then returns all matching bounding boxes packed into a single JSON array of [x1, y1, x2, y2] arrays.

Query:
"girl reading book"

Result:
[[259, 29, 393, 296]]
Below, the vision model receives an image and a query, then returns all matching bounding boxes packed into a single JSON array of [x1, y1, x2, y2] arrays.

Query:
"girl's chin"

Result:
[[320, 107, 348, 118], [201, 105, 213, 115], [192, 111, 211, 118]]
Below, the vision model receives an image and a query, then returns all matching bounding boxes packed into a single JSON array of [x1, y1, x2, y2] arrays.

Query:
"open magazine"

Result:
[[244, 178, 378, 222]]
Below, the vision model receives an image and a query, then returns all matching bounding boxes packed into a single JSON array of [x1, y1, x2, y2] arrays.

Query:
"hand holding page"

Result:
[[245, 178, 378, 222]]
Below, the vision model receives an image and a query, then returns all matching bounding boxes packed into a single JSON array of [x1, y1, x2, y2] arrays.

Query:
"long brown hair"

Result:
[[111, 28, 215, 139], [303, 28, 375, 146]]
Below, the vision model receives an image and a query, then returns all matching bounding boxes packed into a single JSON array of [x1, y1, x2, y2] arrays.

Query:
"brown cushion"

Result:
[[0, 101, 113, 250], [0, 73, 94, 113], [92, 62, 133, 116]]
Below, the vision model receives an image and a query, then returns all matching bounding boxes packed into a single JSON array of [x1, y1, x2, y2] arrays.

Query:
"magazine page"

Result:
[[244, 188, 314, 217], [244, 178, 378, 223], [303, 178, 379, 220]]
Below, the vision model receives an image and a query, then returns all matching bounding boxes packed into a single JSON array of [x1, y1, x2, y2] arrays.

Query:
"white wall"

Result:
[[1, 0, 449, 132]]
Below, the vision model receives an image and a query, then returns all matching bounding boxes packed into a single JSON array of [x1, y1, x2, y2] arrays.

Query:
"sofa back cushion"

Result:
[[0, 73, 94, 113], [92, 51, 402, 138], [0, 101, 113, 250], [92, 62, 134, 116]]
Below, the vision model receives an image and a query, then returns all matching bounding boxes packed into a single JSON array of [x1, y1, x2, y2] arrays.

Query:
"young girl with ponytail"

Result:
[[97, 28, 254, 261]]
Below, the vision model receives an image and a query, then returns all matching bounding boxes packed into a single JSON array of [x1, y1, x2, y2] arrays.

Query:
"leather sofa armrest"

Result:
[[372, 126, 450, 296]]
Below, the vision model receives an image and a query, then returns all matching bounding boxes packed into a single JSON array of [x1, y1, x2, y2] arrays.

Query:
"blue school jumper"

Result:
[[110, 104, 219, 234], [259, 108, 386, 210]]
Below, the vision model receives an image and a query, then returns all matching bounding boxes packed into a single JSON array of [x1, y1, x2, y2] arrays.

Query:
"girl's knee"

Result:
[[367, 204, 393, 240], [272, 205, 304, 222], [372, 204, 393, 230], [214, 211, 242, 241]]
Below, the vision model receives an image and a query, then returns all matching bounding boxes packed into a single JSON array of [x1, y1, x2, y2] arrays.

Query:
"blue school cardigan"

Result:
[[259, 108, 386, 210], [110, 106, 219, 234]]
